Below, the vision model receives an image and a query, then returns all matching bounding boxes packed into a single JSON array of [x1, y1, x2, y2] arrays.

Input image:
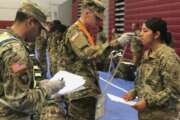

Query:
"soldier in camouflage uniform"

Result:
[[35, 29, 48, 78], [130, 23, 144, 66], [95, 20, 111, 71], [122, 17, 180, 120], [0, 2, 64, 120], [48, 20, 67, 76], [40, 20, 68, 120], [57, 0, 110, 120]]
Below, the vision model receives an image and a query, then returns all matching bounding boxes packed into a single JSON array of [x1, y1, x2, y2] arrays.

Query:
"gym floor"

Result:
[[99, 72, 138, 120]]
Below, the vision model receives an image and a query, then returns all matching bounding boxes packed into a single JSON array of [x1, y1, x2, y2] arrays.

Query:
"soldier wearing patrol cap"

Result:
[[57, 0, 109, 120], [0, 1, 64, 120]]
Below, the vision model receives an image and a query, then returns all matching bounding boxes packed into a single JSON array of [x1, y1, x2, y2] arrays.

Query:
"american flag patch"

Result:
[[11, 63, 27, 73]]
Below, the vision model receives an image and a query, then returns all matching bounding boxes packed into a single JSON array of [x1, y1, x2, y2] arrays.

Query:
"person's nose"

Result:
[[140, 31, 143, 38]]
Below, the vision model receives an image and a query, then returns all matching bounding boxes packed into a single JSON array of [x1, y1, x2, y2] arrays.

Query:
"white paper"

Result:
[[121, 61, 134, 65], [107, 93, 137, 106], [50, 71, 86, 95]]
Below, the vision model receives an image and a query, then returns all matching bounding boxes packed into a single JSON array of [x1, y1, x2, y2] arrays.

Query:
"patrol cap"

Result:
[[18, 2, 47, 29], [83, 0, 105, 20]]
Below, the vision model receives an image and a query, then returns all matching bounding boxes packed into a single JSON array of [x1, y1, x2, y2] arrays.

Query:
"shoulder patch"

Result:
[[69, 32, 89, 49], [11, 63, 27, 74], [70, 32, 79, 42]]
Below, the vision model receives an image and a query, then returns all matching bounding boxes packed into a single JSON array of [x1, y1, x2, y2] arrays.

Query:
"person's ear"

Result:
[[154, 31, 160, 40], [25, 17, 34, 28], [84, 10, 88, 17]]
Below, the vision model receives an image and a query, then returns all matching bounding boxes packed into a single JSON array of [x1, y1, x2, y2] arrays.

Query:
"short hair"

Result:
[[14, 11, 29, 22], [14, 11, 40, 25]]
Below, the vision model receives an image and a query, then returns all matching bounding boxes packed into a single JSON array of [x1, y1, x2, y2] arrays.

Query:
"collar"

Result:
[[6, 29, 30, 53], [143, 44, 166, 60]]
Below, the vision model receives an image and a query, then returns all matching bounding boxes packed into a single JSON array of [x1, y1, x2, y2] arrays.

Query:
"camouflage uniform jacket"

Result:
[[0, 30, 47, 117], [48, 31, 63, 75], [130, 32, 144, 66], [57, 22, 109, 101], [35, 30, 48, 77], [130, 44, 180, 119]]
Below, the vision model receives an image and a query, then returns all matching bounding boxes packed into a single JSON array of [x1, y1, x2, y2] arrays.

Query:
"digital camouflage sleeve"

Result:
[[0, 32, 47, 116], [67, 26, 109, 60]]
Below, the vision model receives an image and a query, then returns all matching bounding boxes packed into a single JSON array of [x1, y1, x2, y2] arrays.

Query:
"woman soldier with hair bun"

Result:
[[122, 17, 180, 120]]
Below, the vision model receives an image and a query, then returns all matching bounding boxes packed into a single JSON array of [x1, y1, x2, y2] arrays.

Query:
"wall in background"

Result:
[[0, 0, 72, 28], [71, 0, 80, 23], [58, 0, 72, 26], [125, 0, 180, 56], [108, 0, 115, 40]]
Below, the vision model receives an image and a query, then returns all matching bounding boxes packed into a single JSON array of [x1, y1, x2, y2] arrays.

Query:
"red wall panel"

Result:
[[72, 0, 80, 23], [125, 0, 180, 56], [109, 0, 115, 40], [0, 21, 13, 29]]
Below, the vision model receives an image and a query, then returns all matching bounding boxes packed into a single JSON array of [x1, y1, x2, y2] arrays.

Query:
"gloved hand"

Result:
[[39, 79, 65, 97], [117, 32, 135, 47]]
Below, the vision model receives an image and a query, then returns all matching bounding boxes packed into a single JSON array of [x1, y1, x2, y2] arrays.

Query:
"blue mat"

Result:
[[99, 72, 138, 120]]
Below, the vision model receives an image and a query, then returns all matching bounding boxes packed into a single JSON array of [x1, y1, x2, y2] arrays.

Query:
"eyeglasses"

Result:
[[95, 15, 102, 22]]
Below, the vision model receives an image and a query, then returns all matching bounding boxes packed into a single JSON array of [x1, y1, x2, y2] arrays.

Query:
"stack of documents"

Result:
[[50, 71, 86, 95]]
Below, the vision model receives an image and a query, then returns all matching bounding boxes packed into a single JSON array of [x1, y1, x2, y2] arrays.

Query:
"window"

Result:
[[114, 0, 125, 34], [77, 0, 84, 18]]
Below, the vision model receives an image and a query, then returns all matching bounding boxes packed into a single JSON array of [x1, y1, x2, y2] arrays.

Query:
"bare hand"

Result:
[[132, 99, 146, 111], [121, 92, 134, 101]]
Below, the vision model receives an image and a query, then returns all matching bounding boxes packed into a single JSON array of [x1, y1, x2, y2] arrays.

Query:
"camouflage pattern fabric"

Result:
[[95, 31, 111, 71], [48, 31, 63, 76], [57, 23, 109, 100], [130, 44, 180, 120], [57, 21, 109, 120], [96, 31, 107, 44], [0, 30, 47, 120], [113, 61, 136, 81], [67, 97, 96, 120], [115, 32, 143, 80], [130, 33, 144, 66], [35, 29, 48, 78], [40, 101, 66, 120]]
